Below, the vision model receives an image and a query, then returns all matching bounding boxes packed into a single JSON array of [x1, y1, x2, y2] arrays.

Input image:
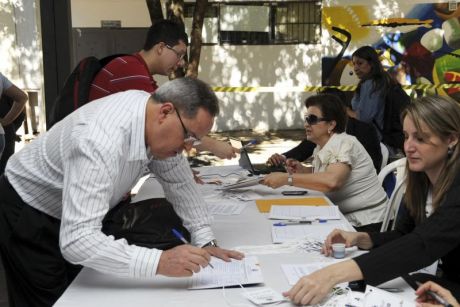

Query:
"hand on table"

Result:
[[416, 281, 459, 307], [261, 172, 289, 189], [203, 246, 245, 262], [322, 229, 373, 256], [191, 169, 204, 184], [322, 229, 360, 257], [286, 158, 305, 173], [267, 153, 286, 166], [156, 244, 211, 277], [283, 267, 337, 305]]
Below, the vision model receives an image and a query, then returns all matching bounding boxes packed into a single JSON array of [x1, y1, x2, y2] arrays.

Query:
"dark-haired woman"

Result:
[[262, 93, 387, 232]]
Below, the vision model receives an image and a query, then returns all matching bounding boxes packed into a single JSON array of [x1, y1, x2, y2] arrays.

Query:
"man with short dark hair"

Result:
[[89, 19, 236, 159], [0, 77, 243, 307]]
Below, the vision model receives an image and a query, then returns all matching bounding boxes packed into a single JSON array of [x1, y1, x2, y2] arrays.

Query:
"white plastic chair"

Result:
[[378, 158, 407, 232], [380, 142, 389, 171]]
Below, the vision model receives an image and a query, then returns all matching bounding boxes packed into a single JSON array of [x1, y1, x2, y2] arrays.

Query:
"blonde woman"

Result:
[[283, 95, 460, 306]]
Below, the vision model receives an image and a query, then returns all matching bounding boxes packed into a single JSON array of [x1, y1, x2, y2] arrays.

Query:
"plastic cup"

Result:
[[332, 243, 346, 259]]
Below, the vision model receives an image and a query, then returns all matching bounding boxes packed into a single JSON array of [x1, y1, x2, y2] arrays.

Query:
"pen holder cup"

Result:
[[332, 243, 346, 259]]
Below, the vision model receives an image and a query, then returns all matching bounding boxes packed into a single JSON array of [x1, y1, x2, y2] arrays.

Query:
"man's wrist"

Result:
[[202, 239, 218, 248]]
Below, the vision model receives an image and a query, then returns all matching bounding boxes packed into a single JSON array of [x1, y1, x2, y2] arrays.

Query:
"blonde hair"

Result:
[[402, 95, 460, 223]]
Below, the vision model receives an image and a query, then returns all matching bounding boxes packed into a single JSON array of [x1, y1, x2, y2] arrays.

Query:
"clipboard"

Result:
[[256, 196, 330, 213]]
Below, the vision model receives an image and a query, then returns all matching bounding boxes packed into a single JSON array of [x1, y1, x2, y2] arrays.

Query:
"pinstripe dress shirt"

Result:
[[5, 90, 214, 278]]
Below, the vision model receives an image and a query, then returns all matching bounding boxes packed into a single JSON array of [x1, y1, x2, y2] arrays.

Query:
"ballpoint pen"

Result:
[[171, 228, 214, 269], [273, 220, 313, 226], [416, 281, 453, 307], [242, 139, 257, 149]]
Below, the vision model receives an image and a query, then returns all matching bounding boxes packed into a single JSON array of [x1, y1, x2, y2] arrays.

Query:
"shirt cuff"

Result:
[[190, 226, 215, 247], [129, 245, 163, 278]]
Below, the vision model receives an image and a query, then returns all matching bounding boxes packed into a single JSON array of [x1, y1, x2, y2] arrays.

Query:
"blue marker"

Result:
[[171, 228, 214, 269]]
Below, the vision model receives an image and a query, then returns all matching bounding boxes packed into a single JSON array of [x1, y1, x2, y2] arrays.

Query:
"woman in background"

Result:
[[0, 72, 28, 173], [262, 93, 387, 232]]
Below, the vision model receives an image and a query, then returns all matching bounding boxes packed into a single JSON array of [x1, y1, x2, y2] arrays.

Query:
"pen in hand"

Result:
[[171, 228, 214, 269], [416, 281, 454, 307]]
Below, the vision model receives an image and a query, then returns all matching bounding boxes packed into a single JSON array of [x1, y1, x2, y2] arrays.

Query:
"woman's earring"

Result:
[[448, 146, 454, 158]]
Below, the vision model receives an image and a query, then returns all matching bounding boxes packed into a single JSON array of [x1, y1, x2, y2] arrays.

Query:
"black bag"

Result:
[[101, 197, 190, 250], [379, 84, 410, 151], [48, 54, 128, 128]]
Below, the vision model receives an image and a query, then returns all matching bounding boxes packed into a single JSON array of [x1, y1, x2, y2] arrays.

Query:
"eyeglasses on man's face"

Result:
[[304, 114, 329, 125], [166, 45, 186, 61], [175, 107, 202, 146]]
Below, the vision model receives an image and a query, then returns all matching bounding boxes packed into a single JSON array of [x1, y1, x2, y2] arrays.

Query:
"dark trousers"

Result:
[[0, 125, 16, 175], [0, 175, 81, 307]]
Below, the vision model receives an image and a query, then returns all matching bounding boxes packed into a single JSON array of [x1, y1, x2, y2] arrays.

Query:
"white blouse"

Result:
[[312, 133, 388, 227]]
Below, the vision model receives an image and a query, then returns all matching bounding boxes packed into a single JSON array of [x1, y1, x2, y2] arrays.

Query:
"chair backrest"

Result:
[[378, 157, 407, 231], [380, 142, 389, 171]]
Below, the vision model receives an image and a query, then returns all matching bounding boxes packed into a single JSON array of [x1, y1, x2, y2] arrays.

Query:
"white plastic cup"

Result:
[[332, 243, 346, 259]]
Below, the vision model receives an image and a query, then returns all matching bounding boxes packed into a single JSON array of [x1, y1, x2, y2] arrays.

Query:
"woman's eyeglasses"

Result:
[[304, 114, 329, 125]]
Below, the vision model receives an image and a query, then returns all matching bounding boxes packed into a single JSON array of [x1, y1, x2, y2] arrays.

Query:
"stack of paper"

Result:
[[188, 256, 263, 289]]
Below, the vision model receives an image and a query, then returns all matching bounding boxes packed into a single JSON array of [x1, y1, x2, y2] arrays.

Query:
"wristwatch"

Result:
[[202, 239, 218, 248], [287, 173, 293, 186]]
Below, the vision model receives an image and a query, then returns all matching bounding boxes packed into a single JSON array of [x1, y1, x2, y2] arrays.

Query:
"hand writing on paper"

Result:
[[156, 245, 211, 277], [203, 246, 245, 262]]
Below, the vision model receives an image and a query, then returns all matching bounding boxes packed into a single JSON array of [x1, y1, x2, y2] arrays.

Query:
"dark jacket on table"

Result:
[[283, 117, 382, 171], [353, 171, 460, 286]]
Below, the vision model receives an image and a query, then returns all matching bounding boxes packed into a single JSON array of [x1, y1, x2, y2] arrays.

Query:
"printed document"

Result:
[[271, 223, 348, 243], [269, 205, 341, 220], [189, 256, 263, 289]]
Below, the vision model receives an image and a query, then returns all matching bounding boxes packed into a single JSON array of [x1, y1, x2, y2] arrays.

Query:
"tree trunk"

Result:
[[146, 0, 164, 24], [166, 0, 186, 78], [186, 0, 208, 78]]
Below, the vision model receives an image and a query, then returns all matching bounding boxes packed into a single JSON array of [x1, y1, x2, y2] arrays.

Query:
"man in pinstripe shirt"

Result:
[[0, 77, 243, 306]]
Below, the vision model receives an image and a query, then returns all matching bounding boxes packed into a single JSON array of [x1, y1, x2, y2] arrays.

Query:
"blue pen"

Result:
[[242, 139, 257, 148], [171, 228, 214, 269]]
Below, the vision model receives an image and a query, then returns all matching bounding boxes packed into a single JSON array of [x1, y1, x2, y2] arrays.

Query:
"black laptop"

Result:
[[239, 145, 287, 175]]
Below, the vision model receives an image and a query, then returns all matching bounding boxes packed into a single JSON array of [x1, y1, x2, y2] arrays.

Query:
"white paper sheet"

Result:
[[271, 223, 348, 243], [269, 205, 341, 220], [188, 256, 263, 289], [206, 199, 247, 215], [281, 262, 343, 285]]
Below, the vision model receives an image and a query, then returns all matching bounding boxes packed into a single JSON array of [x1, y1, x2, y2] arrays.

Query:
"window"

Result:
[[183, 1, 321, 45], [273, 2, 321, 44]]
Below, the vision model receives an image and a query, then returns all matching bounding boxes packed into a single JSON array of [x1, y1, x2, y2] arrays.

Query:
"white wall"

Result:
[[69, 0, 439, 132], [71, 0, 151, 28]]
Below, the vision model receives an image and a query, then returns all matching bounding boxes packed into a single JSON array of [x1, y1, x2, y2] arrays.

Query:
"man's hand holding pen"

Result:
[[159, 229, 244, 277], [157, 244, 212, 277]]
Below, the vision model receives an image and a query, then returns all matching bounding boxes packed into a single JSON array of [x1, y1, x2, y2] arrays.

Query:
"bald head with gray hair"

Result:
[[151, 77, 219, 118]]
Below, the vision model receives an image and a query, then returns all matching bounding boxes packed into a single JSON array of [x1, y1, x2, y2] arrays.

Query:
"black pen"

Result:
[[172, 228, 214, 269], [416, 281, 453, 307]]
